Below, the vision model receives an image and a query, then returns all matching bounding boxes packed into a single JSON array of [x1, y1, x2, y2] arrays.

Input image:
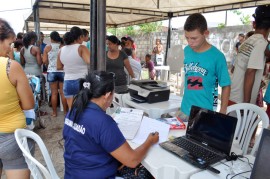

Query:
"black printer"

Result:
[[128, 80, 170, 103]]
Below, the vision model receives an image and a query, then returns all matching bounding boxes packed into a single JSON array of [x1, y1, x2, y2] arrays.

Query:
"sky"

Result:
[[0, 0, 256, 34], [164, 7, 256, 28], [0, 0, 33, 34]]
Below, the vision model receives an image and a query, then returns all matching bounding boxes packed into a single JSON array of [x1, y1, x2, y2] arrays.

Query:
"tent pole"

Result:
[[24, 21, 29, 32], [225, 10, 227, 26], [33, 4, 40, 39], [97, 0, 106, 71], [164, 12, 173, 66], [90, 0, 97, 71]]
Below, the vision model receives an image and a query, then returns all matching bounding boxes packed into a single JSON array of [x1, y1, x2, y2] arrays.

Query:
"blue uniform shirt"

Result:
[[181, 45, 231, 116], [63, 102, 126, 179]]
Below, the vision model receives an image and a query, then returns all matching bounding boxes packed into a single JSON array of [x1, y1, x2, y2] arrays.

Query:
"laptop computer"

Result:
[[159, 105, 237, 169], [250, 128, 270, 179]]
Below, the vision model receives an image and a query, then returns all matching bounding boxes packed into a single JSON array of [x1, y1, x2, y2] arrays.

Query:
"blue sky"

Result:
[[0, 0, 256, 34]]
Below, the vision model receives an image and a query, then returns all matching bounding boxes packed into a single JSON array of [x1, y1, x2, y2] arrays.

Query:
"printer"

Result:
[[128, 80, 170, 103]]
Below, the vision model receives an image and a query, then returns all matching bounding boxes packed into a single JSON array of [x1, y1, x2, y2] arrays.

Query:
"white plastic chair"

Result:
[[227, 103, 269, 156], [14, 129, 60, 179]]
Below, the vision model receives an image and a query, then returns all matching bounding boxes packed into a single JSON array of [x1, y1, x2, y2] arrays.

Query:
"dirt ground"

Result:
[[33, 106, 65, 178]]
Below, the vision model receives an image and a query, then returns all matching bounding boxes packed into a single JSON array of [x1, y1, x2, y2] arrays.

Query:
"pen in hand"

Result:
[[149, 131, 159, 144], [151, 131, 159, 135]]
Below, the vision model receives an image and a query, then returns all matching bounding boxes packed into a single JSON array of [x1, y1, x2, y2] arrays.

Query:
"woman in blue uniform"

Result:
[[63, 71, 159, 179]]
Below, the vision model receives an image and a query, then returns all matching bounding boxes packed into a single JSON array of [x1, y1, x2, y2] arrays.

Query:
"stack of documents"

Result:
[[132, 116, 170, 145], [113, 107, 144, 139]]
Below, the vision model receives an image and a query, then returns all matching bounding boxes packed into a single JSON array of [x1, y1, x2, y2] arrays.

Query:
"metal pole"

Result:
[[225, 10, 227, 26], [90, 0, 97, 71], [24, 21, 29, 32], [164, 12, 173, 66], [97, 0, 106, 71], [33, 4, 40, 37]]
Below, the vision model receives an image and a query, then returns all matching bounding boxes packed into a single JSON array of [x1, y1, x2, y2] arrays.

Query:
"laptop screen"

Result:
[[186, 105, 237, 155], [250, 129, 270, 179]]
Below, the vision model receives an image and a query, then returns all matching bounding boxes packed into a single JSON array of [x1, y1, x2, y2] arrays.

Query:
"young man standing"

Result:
[[229, 5, 270, 105], [180, 13, 231, 120]]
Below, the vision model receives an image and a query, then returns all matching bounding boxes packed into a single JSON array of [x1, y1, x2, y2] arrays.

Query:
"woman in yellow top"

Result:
[[0, 18, 34, 179]]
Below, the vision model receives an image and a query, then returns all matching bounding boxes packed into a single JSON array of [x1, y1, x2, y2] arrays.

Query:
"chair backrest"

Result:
[[227, 103, 269, 155], [29, 76, 41, 95], [14, 129, 60, 179]]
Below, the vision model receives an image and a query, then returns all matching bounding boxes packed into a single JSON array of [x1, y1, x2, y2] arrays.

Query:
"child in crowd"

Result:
[[144, 54, 156, 80]]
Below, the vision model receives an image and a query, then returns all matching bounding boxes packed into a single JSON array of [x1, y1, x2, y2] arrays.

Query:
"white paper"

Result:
[[113, 107, 144, 139], [115, 107, 144, 116], [132, 116, 170, 145]]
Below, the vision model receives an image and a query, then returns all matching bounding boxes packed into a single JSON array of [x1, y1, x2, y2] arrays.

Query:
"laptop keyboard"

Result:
[[171, 137, 221, 162]]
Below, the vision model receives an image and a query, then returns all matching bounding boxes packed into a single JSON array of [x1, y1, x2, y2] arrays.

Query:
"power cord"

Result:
[[224, 152, 253, 179], [237, 156, 253, 169], [226, 171, 251, 179]]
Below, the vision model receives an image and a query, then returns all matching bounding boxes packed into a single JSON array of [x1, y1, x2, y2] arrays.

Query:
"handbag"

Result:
[[117, 164, 154, 179]]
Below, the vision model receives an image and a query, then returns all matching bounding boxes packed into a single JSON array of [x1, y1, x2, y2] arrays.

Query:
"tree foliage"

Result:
[[217, 23, 226, 29], [232, 10, 251, 25], [107, 21, 162, 37], [138, 21, 162, 34]]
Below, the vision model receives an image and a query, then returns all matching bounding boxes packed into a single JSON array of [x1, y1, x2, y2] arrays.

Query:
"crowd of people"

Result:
[[0, 4, 269, 179]]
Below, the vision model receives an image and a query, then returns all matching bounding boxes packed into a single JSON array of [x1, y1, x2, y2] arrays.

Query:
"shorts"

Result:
[[0, 133, 34, 170], [47, 72, 64, 83], [63, 79, 81, 98]]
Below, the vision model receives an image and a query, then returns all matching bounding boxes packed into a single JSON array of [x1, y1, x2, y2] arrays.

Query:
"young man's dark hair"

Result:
[[184, 13, 207, 33], [252, 5, 270, 29]]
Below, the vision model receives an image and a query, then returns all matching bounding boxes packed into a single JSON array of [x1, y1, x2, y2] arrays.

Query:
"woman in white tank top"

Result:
[[20, 31, 42, 76], [43, 31, 68, 117], [57, 26, 90, 109]]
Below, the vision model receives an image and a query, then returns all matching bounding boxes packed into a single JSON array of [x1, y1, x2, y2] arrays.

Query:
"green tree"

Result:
[[106, 21, 162, 37], [107, 28, 117, 36], [138, 21, 162, 34], [217, 23, 225, 29], [240, 14, 251, 25], [232, 10, 251, 25]]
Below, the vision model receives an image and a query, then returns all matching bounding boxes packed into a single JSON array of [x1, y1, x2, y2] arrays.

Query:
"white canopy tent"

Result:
[[25, 22, 90, 32], [25, 0, 270, 31]]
